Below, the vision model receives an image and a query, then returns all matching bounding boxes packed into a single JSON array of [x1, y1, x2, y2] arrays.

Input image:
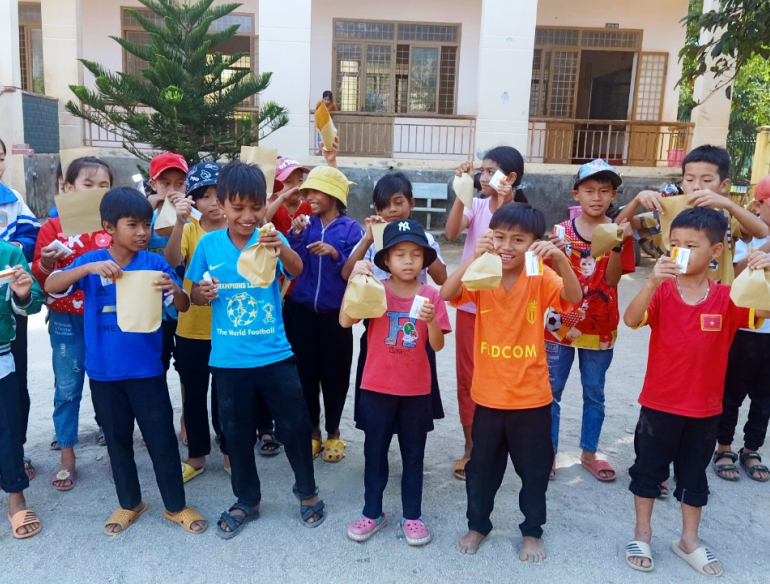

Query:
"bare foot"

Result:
[[23, 457, 35, 480], [714, 445, 739, 480], [549, 460, 556, 480], [457, 530, 485, 554], [678, 539, 722, 576], [581, 450, 615, 480], [105, 502, 146, 535], [520, 536, 546, 562], [223, 455, 231, 472], [628, 528, 652, 570]]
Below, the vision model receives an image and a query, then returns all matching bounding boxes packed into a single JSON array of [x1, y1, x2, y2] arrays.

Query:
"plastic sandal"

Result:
[[322, 439, 345, 463], [292, 484, 326, 528], [51, 468, 76, 492], [580, 458, 616, 482], [454, 458, 469, 481], [164, 507, 207, 534], [626, 540, 654, 572], [401, 517, 431, 546], [258, 435, 283, 457], [348, 514, 387, 542], [671, 540, 722, 577], [8, 509, 41, 539], [23, 457, 35, 480], [713, 450, 740, 481], [104, 502, 148, 536], [216, 502, 259, 539], [50, 436, 60, 451], [739, 449, 770, 482], [181, 462, 205, 483], [311, 439, 323, 460]]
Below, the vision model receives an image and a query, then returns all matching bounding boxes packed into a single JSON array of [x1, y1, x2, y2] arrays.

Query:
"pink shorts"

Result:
[[455, 309, 476, 427]]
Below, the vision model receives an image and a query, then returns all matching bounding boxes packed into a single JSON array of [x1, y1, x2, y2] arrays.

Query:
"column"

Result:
[[690, 0, 732, 148], [473, 0, 538, 158], [0, 0, 27, 193], [258, 0, 312, 155], [40, 0, 83, 149]]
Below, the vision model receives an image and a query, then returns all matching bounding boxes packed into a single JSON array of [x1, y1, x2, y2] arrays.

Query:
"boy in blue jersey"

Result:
[[187, 162, 325, 539], [45, 188, 207, 537]]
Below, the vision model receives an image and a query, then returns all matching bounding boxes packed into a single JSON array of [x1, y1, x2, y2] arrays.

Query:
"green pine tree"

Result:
[[66, 0, 288, 165]]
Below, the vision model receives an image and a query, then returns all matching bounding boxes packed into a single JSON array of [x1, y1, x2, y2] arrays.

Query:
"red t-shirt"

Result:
[[361, 283, 451, 396], [272, 201, 313, 236], [545, 219, 635, 349], [637, 278, 759, 418]]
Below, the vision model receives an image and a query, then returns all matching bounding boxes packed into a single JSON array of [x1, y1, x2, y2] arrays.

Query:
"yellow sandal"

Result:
[[322, 439, 345, 463], [164, 507, 208, 534], [311, 439, 323, 460], [181, 462, 205, 483], [104, 502, 147, 536]]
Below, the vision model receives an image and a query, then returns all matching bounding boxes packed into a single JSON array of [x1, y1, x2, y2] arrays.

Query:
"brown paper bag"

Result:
[[371, 222, 387, 251], [153, 199, 178, 237], [452, 173, 474, 209], [315, 103, 338, 152], [658, 195, 693, 252], [590, 223, 623, 257], [116, 270, 163, 333], [60, 147, 100, 177], [237, 223, 278, 288], [462, 252, 502, 291], [343, 274, 387, 319], [57, 188, 108, 236], [240, 146, 278, 197], [730, 267, 770, 311]]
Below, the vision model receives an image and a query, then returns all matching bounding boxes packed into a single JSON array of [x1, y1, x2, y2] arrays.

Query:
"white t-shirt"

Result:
[[733, 236, 770, 333], [352, 231, 445, 284]]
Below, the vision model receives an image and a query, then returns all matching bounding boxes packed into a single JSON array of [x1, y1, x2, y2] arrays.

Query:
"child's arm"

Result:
[[445, 162, 474, 240], [190, 278, 218, 306], [735, 239, 770, 277], [164, 197, 193, 268], [8, 198, 41, 261], [308, 222, 362, 279], [155, 272, 190, 312], [45, 260, 123, 294], [427, 257, 448, 285], [260, 229, 302, 277], [341, 216, 383, 281], [690, 190, 770, 239], [440, 231, 493, 300], [288, 218, 311, 264], [614, 190, 664, 231], [418, 302, 445, 352], [604, 219, 634, 287], [321, 136, 339, 168], [339, 260, 373, 328], [529, 240, 582, 304], [745, 251, 770, 319], [8, 263, 44, 316], [624, 257, 679, 327], [265, 188, 294, 223]]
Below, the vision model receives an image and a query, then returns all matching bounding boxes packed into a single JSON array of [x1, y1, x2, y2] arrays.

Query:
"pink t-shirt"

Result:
[[361, 283, 452, 396], [458, 197, 494, 314]]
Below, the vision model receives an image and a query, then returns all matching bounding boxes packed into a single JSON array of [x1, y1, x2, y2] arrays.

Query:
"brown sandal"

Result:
[[454, 458, 469, 481], [164, 507, 208, 534], [104, 502, 148, 536], [8, 509, 42, 539]]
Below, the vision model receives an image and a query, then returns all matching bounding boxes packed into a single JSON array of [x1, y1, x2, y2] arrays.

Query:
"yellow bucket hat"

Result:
[[300, 166, 354, 207]]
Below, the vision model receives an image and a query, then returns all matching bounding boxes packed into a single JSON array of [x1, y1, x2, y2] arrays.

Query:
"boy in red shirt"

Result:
[[624, 207, 770, 577]]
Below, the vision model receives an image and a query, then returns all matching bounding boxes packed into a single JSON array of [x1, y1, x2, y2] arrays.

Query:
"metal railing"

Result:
[[526, 118, 695, 167]]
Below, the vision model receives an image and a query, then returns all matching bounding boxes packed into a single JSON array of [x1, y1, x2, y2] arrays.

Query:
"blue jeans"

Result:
[[546, 342, 614, 453], [49, 311, 86, 449]]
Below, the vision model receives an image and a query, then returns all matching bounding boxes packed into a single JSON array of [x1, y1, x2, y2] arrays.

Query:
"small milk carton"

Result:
[[409, 295, 429, 319], [671, 247, 691, 274], [489, 170, 507, 190], [552, 224, 566, 241], [524, 251, 544, 276]]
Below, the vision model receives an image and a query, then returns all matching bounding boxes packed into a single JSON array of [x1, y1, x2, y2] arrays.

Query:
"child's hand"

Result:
[[690, 190, 729, 210], [155, 272, 179, 293], [747, 250, 770, 271], [548, 231, 566, 251], [88, 260, 123, 280], [528, 239, 561, 261], [417, 302, 435, 323], [259, 228, 283, 250], [175, 196, 193, 223], [455, 161, 474, 177], [495, 177, 513, 207], [321, 135, 339, 167], [307, 242, 339, 260], [635, 190, 664, 214], [275, 185, 299, 201], [40, 244, 70, 270], [165, 191, 186, 205], [364, 215, 386, 242], [350, 260, 374, 280], [198, 277, 219, 301], [618, 218, 633, 241], [474, 231, 494, 258], [291, 215, 309, 235], [8, 265, 33, 299], [650, 256, 680, 286], [147, 193, 164, 209]]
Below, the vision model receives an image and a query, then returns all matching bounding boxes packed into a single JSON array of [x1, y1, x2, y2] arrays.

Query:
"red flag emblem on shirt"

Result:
[[701, 314, 722, 332]]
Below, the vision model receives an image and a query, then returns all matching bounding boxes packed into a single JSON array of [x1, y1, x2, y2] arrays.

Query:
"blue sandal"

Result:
[[292, 484, 326, 528], [216, 502, 259, 539]]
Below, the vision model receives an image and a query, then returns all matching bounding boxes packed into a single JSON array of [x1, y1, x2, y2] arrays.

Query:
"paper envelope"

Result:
[[731, 267, 770, 311], [371, 222, 387, 251], [237, 223, 278, 288], [60, 147, 100, 177], [153, 199, 178, 237], [57, 188, 108, 236], [461, 252, 503, 291], [240, 146, 278, 197], [116, 270, 163, 333], [590, 223, 623, 257], [658, 195, 693, 252], [314, 103, 338, 152], [343, 274, 387, 319], [452, 173, 474, 209]]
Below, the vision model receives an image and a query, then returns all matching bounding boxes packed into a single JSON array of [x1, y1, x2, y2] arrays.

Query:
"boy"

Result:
[[0, 244, 44, 539], [546, 159, 634, 481], [623, 207, 770, 576], [441, 203, 582, 562], [616, 145, 768, 284], [45, 188, 207, 536], [714, 174, 770, 482], [186, 162, 325, 538]]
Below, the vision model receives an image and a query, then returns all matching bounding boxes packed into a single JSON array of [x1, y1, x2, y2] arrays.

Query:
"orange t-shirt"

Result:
[[453, 266, 572, 410]]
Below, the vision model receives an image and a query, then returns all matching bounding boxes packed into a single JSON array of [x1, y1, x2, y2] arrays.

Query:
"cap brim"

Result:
[[151, 163, 189, 180], [574, 170, 622, 190], [276, 166, 310, 183], [373, 242, 437, 273]]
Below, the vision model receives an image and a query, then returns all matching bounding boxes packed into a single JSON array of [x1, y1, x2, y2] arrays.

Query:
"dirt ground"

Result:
[[2, 245, 769, 584]]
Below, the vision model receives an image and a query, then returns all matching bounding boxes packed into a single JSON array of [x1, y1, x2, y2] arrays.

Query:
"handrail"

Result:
[[529, 117, 694, 128], [308, 110, 478, 121]]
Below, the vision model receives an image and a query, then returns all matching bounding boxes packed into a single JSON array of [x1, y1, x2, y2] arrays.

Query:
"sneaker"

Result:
[[401, 517, 431, 546], [347, 514, 387, 542]]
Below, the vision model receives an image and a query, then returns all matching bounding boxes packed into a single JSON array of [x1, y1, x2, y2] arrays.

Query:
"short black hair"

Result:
[[575, 173, 616, 189], [323, 90, 333, 100], [682, 145, 730, 182], [489, 202, 545, 239], [670, 207, 727, 245], [64, 156, 113, 187], [373, 172, 413, 211], [217, 161, 266, 206], [189, 184, 216, 202], [100, 187, 153, 226]]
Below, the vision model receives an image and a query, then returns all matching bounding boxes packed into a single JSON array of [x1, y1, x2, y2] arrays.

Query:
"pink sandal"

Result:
[[348, 514, 386, 542], [401, 517, 431, 546]]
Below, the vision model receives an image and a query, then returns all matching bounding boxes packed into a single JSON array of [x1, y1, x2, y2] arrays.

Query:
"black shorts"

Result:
[[628, 406, 718, 508]]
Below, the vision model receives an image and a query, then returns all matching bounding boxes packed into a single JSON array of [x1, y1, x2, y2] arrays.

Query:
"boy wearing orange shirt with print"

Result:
[[441, 203, 582, 562]]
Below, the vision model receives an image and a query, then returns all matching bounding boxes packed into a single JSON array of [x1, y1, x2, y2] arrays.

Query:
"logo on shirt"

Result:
[[0, 211, 7, 228], [701, 314, 722, 332], [227, 292, 259, 327], [209, 263, 225, 271], [384, 311, 418, 348], [526, 300, 538, 325]]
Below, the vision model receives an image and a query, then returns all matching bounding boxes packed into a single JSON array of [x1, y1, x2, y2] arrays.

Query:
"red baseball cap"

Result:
[[755, 175, 770, 202], [150, 152, 189, 180], [275, 157, 309, 183]]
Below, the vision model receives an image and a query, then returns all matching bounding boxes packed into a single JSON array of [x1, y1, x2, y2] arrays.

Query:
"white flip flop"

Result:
[[671, 540, 723, 578], [626, 540, 654, 572]]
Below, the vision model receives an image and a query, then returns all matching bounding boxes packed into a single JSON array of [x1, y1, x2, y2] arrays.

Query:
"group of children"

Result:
[[1, 135, 770, 577]]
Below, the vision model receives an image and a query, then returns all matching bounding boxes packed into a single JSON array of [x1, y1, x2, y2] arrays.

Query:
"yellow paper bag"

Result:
[[314, 103, 338, 152], [371, 222, 387, 251], [462, 252, 503, 291], [153, 199, 178, 237], [658, 195, 693, 252], [343, 274, 388, 319], [591, 223, 623, 257], [116, 270, 163, 333], [57, 188, 108, 236], [60, 147, 100, 177], [452, 173, 474, 209], [240, 146, 278, 197], [237, 223, 278, 288], [730, 267, 770, 311]]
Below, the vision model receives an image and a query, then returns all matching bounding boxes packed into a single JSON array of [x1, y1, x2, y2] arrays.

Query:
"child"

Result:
[[442, 203, 582, 561], [623, 207, 770, 576], [545, 160, 635, 481], [342, 220, 450, 545], [32, 156, 113, 491], [444, 146, 528, 481], [616, 145, 768, 284], [266, 158, 312, 236], [713, 174, 770, 482], [0, 137, 41, 480], [0, 243, 44, 539], [285, 165, 363, 462], [45, 188, 207, 536], [186, 162, 325, 538], [164, 162, 233, 479], [342, 172, 448, 425]]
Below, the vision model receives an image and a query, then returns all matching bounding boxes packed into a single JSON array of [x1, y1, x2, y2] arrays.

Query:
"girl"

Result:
[[31, 156, 113, 491], [266, 158, 312, 236], [286, 166, 363, 462], [444, 146, 527, 481], [341, 220, 450, 545]]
